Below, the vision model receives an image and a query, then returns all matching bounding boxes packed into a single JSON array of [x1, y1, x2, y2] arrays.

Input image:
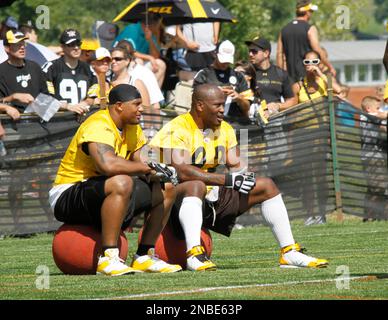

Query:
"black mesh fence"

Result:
[[0, 98, 387, 235]]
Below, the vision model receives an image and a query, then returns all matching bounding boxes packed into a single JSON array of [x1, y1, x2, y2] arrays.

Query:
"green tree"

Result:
[[374, 0, 388, 23], [0, 0, 123, 45], [0, 0, 370, 53], [219, 0, 369, 58]]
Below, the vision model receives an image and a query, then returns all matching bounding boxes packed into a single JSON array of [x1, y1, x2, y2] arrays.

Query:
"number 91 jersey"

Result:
[[149, 113, 238, 171], [42, 57, 97, 104]]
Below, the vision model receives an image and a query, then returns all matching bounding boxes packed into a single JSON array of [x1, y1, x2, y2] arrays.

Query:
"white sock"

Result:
[[178, 197, 203, 251], [261, 193, 295, 248]]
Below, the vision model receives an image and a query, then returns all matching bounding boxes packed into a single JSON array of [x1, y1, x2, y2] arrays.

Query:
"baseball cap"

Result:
[[3, 16, 18, 29], [91, 47, 112, 61], [4, 30, 27, 45], [296, 0, 318, 12], [80, 38, 100, 51], [216, 40, 235, 64], [59, 29, 82, 45], [109, 84, 141, 105], [245, 36, 271, 52]]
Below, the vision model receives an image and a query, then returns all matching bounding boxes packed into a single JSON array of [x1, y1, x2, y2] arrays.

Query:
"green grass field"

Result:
[[1, 217, 387, 300]]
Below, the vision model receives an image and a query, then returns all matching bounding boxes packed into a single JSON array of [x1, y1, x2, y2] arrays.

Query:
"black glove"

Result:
[[225, 172, 256, 194], [147, 161, 179, 186]]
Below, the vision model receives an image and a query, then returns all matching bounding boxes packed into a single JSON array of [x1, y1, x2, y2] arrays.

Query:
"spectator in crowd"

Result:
[[42, 29, 96, 115], [80, 38, 100, 64], [193, 40, 251, 119], [276, 0, 336, 83], [361, 96, 388, 122], [110, 46, 151, 110], [234, 60, 260, 119], [0, 16, 18, 40], [115, 40, 164, 109], [318, 47, 341, 90], [360, 96, 388, 221], [0, 30, 48, 111], [175, 22, 220, 74], [293, 51, 341, 103], [290, 51, 340, 226], [0, 16, 19, 63], [246, 36, 297, 116], [234, 61, 256, 89], [150, 84, 329, 271], [337, 84, 356, 127], [48, 84, 182, 275], [88, 47, 112, 107], [19, 24, 38, 43], [163, 25, 192, 77], [113, 13, 166, 88]]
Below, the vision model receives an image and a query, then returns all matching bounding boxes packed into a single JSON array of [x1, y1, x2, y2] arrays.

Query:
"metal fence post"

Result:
[[328, 75, 343, 221]]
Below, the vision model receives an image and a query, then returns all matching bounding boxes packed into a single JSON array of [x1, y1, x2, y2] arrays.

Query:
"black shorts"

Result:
[[54, 176, 152, 230], [185, 51, 215, 71], [169, 187, 243, 239]]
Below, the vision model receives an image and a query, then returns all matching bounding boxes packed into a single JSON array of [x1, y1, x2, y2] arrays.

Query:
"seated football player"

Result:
[[49, 84, 182, 276], [150, 84, 329, 271]]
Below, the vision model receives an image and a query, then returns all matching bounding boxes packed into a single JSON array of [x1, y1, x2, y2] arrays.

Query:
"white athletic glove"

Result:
[[224, 172, 256, 194], [147, 161, 179, 186]]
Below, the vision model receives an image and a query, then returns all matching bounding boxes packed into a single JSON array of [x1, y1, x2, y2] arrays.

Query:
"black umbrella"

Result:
[[113, 0, 236, 25]]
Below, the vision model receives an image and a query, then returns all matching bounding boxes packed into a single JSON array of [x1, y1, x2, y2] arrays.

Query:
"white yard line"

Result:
[[94, 275, 374, 300]]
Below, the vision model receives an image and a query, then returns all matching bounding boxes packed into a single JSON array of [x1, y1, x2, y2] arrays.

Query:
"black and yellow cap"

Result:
[[4, 30, 27, 45]]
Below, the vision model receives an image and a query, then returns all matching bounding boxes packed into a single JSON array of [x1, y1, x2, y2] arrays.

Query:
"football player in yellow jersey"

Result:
[[49, 84, 182, 276], [150, 84, 328, 271]]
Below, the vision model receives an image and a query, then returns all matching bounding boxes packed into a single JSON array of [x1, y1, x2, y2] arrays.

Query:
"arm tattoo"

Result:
[[96, 143, 115, 164]]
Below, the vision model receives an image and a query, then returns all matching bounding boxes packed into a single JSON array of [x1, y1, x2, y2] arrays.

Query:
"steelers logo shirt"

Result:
[[0, 59, 48, 110]]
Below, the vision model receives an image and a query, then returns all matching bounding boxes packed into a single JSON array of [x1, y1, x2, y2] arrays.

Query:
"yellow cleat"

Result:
[[96, 248, 140, 276], [186, 245, 217, 271], [279, 243, 328, 269], [131, 248, 182, 273]]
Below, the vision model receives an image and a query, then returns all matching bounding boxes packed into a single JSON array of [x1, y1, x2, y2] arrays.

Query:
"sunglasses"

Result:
[[66, 41, 82, 47], [303, 58, 320, 66], [249, 48, 262, 55], [112, 57, 126, 62]]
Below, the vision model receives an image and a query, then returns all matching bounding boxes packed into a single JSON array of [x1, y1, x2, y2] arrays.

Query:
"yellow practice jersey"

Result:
[[384, 80, 388, 103], [149, 113, 238, 171], [54, 109, 146, 185]]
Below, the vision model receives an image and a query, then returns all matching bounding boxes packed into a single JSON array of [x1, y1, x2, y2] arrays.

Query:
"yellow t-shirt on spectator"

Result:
[[298, 76, 328, 103]]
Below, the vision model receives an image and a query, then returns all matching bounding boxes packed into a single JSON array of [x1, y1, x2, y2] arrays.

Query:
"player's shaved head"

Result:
[[191, 84, 225, 129], [192, 84, 224, 106]]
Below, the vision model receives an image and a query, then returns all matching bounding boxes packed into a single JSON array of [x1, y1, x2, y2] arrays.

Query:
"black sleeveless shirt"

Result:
[[281, 19, 312, 82]]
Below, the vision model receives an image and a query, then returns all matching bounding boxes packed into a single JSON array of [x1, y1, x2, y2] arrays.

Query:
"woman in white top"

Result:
[[115, 40, 164, 110], [110, 47, 151, 108]]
